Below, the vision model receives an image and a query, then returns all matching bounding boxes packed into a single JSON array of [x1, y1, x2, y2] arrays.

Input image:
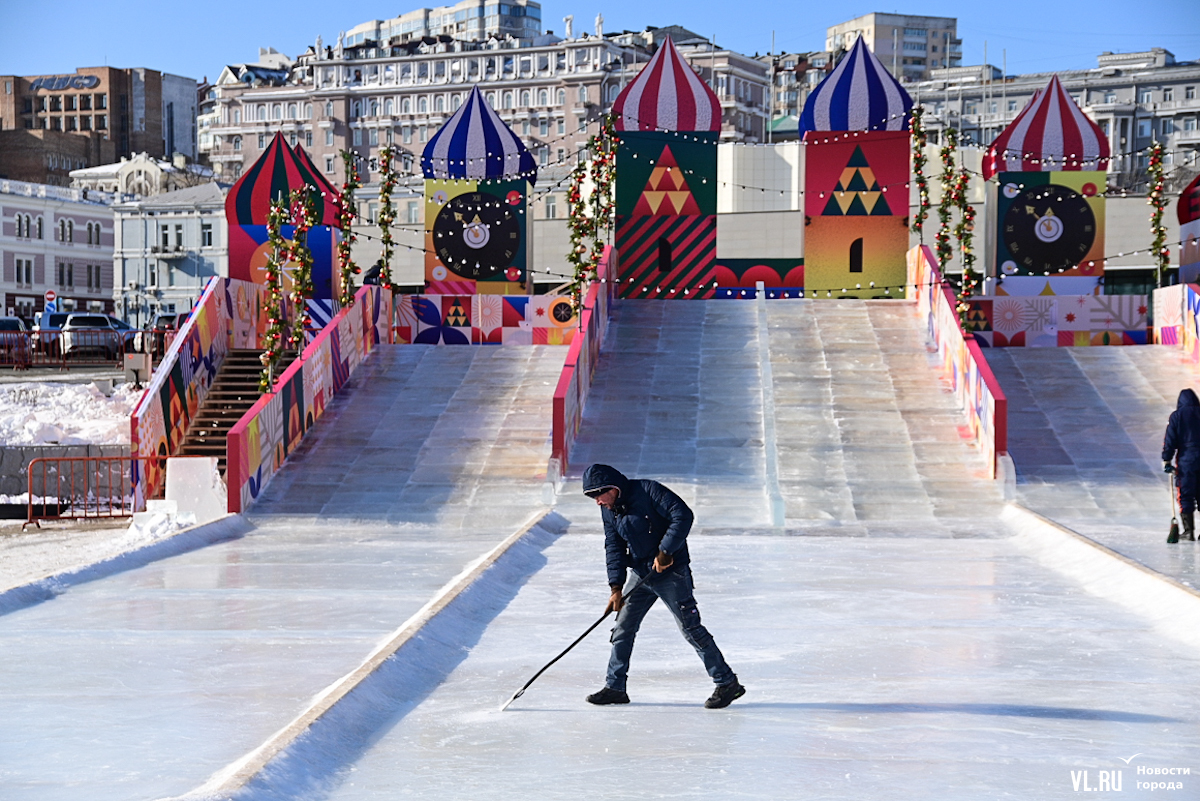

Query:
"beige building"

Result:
[[912, 48, 1200, 191], [70, 152, 214, 197], [825, 13, 961, 83]]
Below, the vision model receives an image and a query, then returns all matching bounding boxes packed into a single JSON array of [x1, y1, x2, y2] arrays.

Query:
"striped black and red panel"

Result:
[[615, 215, 716, 300]]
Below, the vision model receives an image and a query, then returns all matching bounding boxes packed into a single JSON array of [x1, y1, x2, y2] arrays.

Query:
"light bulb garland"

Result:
[[1147, 140, 1169, 288], [260, 196, 289, 393], [337, 150, 362, 307], [910, 106, 930, 243]]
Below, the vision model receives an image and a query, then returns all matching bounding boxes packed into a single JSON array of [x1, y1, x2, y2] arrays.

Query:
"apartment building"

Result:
[[912, 48, 1200, 189], [0, 67, 199, 186], [0, 179, 117, 318], [112, 182, 227, 326], [825, 13, 961, 82], [203, 34, 647, 192]]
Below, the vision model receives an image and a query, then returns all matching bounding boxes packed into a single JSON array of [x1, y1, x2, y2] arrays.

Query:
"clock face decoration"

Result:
[[432, 192, 522, 279], [1001, 184, 1096, 273]]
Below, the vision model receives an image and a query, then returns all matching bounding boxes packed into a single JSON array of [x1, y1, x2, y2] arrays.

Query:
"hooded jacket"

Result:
[[582, 464, 693, 587], [1163, 389, 1200, 470]]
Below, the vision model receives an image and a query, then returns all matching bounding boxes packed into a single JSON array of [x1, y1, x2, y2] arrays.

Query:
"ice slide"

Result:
[[3, 302, 1199, 800]]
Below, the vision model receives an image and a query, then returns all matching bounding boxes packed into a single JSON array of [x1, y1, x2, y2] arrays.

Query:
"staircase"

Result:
[[177, 349, 270, 473]]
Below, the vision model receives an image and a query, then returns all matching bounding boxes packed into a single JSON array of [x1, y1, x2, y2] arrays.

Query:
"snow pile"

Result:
[[0, 382, 142, 445]]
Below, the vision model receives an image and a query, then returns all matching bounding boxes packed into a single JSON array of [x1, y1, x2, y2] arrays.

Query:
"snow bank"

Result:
[[0, 382, 141, 445]]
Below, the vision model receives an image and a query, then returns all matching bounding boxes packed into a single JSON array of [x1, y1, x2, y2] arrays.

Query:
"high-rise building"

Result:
[[825, 13, 960, 82], [341, 0, 542, 50]]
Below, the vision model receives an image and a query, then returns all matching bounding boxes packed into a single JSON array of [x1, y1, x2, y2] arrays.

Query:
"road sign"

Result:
[[44, 289, 56, 303]]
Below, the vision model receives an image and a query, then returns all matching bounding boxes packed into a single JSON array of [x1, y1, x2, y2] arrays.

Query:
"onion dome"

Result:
[[612, 36, 721, 133], [1177, 173, 1200, 226], [422, 86, 537, 184], [225, 132, 340, 225], [983, 75, 1110, 179], [799, 37, 913, 134]]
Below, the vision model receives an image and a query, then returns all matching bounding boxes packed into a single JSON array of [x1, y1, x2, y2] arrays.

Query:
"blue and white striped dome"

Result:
[[799, 37, 913, 134], [422, 86, 538, 184]]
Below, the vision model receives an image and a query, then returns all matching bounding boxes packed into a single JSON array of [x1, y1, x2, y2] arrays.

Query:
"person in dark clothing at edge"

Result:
[[1164, 389, 1200, 541], [581, 464, 745, 709]]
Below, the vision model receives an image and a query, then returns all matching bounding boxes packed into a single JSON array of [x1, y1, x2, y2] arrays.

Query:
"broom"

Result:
[[1168, 471, 1180, 544]]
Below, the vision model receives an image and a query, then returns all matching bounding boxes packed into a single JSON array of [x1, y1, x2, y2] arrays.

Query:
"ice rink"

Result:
[[1, 300, 1198, 801]]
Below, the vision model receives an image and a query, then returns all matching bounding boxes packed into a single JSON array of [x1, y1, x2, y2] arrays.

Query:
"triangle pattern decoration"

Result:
[[632, 145, 702, 216], [822, 146, 893, 217]]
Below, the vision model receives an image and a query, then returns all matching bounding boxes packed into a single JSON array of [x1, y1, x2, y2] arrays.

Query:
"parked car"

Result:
[[0, 317, 30, 365], [31, 312, 70, 356], [59, 314, 139, 360], [145, 312, 189, 356]]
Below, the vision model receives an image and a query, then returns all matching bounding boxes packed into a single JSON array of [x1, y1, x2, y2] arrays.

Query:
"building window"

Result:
[[289, 132, 298, 147], [233, 109, 241, 124], [557, 89, 565, 106], [272, 104, 282, 120], [539, 119, 548, 136], [1164, 88, 1174, 102], [402, 98, 411, 114], [257, 106, 266, 121], [419, 126, 427, 142], [325, 157, 335, 173], [1139, 89, 1152, 103], [233, 136, 242, 150], [539, 147, 548, 166], [1138, 118, 1152, 137], [325, 130, 334, 146], [1104, 91, 1117, 104], [367, 202, 378, 222], [369, 99, 379, 117], [538, 89, 548, 106], [418, 97, 428, 113], [522, 120, 530, 135], [402, 127, 412, 144], [148, 265, 157, 286], [305, 131, 313, 147], [257, 133, 265, 148], [545, 195, 557, 218], [96, 93, 106, 109], [288, 103, 297, 118], [368, 128, 378, 146], [36, 217, 43, 239], [451, 94, 461, 111], [503, 91, 513, 109], [201, 222, 213, 247], [86, 222, 94, 244], [385, 98, 394, 115], [1185, 117, 1197, 132], [304, 103, 312, 118], [353, 129, 362, 145], [325, 101, 334, 116], [1185, 87, 1195, 100], [521, 90, 531, 107], [174, 224, 183, 248], [557, 148, 564, 163], [406, 200, 419, 224], [557, 119, 565, 135], [161, 225, 170, 250]]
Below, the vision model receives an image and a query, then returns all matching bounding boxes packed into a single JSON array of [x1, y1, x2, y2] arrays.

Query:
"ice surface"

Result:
[[987, 346, 1200, 588], [319, 532, 1200, 800], [3, 302, 1197, 801]]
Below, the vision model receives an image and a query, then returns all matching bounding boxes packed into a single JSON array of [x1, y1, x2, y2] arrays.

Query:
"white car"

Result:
[[59, 314, 138, 360]]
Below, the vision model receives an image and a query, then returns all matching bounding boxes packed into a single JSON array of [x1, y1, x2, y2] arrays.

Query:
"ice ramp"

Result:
[[565, 299, 1004, 532], [986, 345, 1200, 587]]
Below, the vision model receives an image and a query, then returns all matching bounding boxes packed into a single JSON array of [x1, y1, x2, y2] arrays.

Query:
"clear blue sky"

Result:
[[1, 0, 1196, 83]]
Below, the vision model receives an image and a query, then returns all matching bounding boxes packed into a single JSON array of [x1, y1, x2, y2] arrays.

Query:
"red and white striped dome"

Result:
[[983, 75, 1110, 179], [612, 37, 721, 133]]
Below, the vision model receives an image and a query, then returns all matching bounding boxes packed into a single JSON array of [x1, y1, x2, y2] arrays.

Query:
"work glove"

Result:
[[653, 549, 674, 573], [605, 586, 624, 614], [1164, 461, 1175, 474]]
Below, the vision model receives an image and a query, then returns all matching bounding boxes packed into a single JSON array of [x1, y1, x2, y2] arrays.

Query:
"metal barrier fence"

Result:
[[25, 455, 167, 527], [0, 329, 179, 369]]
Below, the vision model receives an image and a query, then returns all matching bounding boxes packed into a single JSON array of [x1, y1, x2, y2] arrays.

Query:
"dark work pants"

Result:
[[605, 567, 735, 692], [1178, 467, 1200, 515]]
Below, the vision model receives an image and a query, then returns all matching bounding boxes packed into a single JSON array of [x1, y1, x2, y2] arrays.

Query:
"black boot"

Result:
[[1184, 510, 1195, 542], [705, 679, 746, 709], [586, 687, 630, 705]]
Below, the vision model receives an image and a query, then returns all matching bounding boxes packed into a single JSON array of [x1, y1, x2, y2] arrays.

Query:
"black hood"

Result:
[[582, 464, 631, 498], [1179, 389, 1199, 410]]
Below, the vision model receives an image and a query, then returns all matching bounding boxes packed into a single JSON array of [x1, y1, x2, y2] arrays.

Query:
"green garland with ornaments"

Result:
[[286, 186, 317, 354], [376, 145, 398, 291], [951, 167, 978, 328], [260, 197, 289, 392], [565, 115, 617, 310], [1147, 141, 1169, 288], [934, 127, 958, 271], [336, 151, 362, 308], [910, 106, 930, 242]]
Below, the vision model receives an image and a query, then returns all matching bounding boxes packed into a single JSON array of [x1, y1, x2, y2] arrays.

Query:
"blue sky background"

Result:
[[1, 0, 1197, 83]]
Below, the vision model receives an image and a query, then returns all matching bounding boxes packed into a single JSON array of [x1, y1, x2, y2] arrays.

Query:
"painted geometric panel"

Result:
[[804, 216, 909, 299], [992, 171, 1105, 286], [615, 214, 716, 299], [968, 294, 1147, 348], [713, 259, 804, 292]]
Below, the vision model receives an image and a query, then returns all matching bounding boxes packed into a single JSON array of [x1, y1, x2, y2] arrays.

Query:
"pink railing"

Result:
[[906, 245, 1007, 477], [551, 246, 617, 475]]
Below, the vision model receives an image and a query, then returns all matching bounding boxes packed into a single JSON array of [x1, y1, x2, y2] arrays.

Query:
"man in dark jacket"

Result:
[[1164, 388, 1200, 541], [581, 464, 744, 709]]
